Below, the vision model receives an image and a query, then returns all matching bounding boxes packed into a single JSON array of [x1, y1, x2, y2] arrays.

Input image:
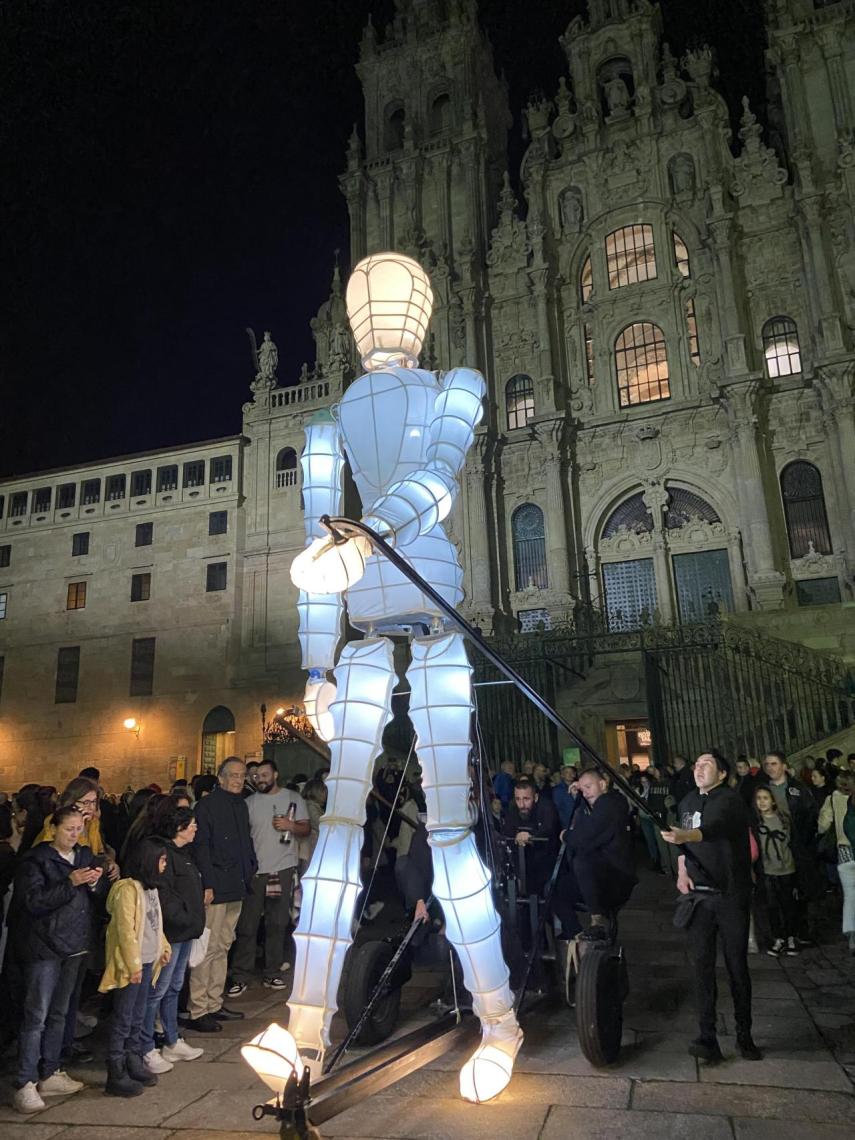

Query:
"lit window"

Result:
[[206, 562, 228, 592], [673, 232, 690, 277], [275, 448, 299, 489], [686, 299, 700, 365], [606, 224, 657, 289], [780, 461, 832, 558], [506, 374, 535, 431], [580, 255, 593, 303], [763, 316, 801, 378], [511, 503, 548, 590], [615, 323, 670, 407], [72, 532, 90, 557], [67, 581, 87, 610], [131, 572, 151, 602]]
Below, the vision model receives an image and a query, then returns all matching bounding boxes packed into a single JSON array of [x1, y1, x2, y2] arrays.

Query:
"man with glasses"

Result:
[[186, 758, 257, 1032]]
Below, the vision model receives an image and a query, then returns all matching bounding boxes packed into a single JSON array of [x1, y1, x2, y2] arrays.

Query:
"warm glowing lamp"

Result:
[[123, 717, 141, 738], [275, 707, 286, 717], [240, 1023, 302, 1097], [345, 252, 433, 371]]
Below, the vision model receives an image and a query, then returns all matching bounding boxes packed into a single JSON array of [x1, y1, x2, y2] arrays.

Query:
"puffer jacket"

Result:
[[14, 841, 103, 961], [156, 840, 205, 944], [99, 878, 170, 992]]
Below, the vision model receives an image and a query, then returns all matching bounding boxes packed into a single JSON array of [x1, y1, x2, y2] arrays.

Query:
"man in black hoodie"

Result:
[[185, 758, 256, 1032]]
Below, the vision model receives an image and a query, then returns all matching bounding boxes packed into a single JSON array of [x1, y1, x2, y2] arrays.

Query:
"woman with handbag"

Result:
[[818, 772, 855, 953], [138, 804, 206, 1073]]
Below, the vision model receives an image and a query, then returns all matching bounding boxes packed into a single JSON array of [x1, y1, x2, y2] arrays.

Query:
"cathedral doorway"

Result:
[[200, 705, 236, 774], [606, 719, 652, 770]]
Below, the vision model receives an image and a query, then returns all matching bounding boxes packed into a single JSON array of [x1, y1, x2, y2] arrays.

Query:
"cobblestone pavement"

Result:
[[3, 869, 854, 1140]]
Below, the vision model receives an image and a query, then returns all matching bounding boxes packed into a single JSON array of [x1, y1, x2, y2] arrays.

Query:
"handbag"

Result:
[[188, 926, 210, 968]]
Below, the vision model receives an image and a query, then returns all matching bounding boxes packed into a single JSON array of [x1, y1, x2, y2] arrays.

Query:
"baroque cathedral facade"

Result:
[[2, 0, 855, 784]]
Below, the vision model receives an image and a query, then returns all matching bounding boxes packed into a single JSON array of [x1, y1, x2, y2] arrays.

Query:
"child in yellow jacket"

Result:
[[99, 839, 170, 1098]]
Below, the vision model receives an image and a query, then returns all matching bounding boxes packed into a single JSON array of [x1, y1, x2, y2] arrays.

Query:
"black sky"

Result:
[[3, 0, 765, 479]]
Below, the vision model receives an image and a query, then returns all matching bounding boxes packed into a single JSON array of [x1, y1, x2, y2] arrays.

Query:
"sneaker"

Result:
[[226, 981, 248, 998], [785, 937, 799, 957], [161, 1038, 204, 1063], [142, 1048, 174, 1074], [766, 939, 784, 958], [13, 1082, 45, 1114], [263, 976, 288, 989], [38, 1070, 84, 1096]]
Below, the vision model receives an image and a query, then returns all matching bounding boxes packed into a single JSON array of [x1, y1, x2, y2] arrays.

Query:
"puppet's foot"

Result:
[[459, 1011, 523, 1103]]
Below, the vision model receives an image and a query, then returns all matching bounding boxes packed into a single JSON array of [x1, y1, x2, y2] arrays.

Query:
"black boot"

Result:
[[105, 1057, 143, 1098], [737, 1033, 763, 1061], [126, 1052, 158, 1086], [688, 1037, 724, 1063]]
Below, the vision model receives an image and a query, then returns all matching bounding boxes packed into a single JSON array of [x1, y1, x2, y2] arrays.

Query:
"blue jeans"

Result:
[[108, 961, 154, 1062], [17, 954, 86, 1086], [140, 940, 191, 1053]]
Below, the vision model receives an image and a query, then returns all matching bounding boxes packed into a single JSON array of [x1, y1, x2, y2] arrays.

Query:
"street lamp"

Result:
[[123, 717, 141, 739]]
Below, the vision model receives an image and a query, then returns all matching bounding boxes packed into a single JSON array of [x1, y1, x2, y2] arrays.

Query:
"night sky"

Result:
[[3, 0, 765, 480]]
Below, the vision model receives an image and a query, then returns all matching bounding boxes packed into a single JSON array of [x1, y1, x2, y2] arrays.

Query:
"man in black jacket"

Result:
[[663, 751, 761, 1064], [186, 758, 257, 1032], [553, 769, 637, 939], [502, 779, 559, 895]]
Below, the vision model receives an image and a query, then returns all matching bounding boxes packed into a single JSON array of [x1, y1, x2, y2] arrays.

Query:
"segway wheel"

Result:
[[342, 940, 402, 1045], [575, 947, 627, 1066]]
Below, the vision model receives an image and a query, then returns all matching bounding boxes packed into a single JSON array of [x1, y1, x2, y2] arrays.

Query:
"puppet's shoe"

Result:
[[459, 1012, 523, 1103]]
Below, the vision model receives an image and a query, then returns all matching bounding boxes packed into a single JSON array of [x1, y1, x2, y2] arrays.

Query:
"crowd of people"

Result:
[[0, 758, 325, 1114], [0, 742, 853, 1109]]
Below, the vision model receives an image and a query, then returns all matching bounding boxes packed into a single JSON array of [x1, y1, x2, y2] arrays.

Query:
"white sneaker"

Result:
[[143, 1048, 174, 1074], [161, 1038, 204, 1063], [13, 1082, 45, 1114], [38, 1070, 84, 1096]]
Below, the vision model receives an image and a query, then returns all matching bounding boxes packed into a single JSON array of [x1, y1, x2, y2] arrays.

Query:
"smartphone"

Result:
[[88, 855, 106, 870]]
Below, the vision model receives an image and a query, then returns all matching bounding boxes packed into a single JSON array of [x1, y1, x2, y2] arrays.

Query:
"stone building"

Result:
[[2, 0, 855, 787]]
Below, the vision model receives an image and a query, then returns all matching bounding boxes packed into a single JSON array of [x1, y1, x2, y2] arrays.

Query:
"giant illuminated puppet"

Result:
[[283, 252, 522, 1103]]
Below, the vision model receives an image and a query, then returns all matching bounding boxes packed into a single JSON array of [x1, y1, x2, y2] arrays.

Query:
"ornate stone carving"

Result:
[[599, 526, 654, 556], [732, 96, 788, 206], [486, 173, 531, 273], [790, 542, 836, 579]]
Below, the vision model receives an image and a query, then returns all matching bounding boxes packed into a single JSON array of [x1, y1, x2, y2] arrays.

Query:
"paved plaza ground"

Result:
[[3, 869, 854, 1140]]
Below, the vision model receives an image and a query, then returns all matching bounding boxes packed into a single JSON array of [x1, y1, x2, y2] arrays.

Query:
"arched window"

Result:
[[506, 373, 535, 430], [763, 316, 802, 378], [385, 104, 405, 151], [780, 461, 832, 557], [614, 322, 670, 407], [602, 492, 654, 538], [672, 232, 690, 277], [429, 92, 451, 135], [686, 299, 700, 365], [665, 487, 720, 529], [276, 447, 298, 489], [580, 254, 593, 303], [606, 224, 656, 288], [512, 503, 548, 590]]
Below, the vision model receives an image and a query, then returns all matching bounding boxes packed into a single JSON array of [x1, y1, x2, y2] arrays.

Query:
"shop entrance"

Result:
[[605, 719, 652, 770]]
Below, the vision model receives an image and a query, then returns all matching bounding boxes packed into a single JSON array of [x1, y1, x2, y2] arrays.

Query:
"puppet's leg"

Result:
[[407, 631, 522, 1103], [286, 637, 395, 1072]]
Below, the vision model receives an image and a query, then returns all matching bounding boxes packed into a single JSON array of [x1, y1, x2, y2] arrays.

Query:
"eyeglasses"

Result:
[[75, 798, 98, 809]]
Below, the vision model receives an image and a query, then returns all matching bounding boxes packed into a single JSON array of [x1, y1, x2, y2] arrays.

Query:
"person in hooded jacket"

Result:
[[138, 804, 206, 1074], [11, 806, 107, 1115]]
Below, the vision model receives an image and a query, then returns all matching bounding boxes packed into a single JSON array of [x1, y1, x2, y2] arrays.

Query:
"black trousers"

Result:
[[686, 892, 752, 1044], [763, 873, 799, 942], [553, 854, 634, 937], [231, 869, 295, 981]]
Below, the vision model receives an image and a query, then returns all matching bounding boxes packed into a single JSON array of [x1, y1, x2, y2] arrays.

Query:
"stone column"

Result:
[[819, 28, 853, 134], [374, 171, 394, 250], [722, 382, 785, 608], [536, 420, 572, 601], [708, 208, 749, 376], [463, 431, 495, 632], [642, 483, 674, 624], [816, 365, 855, 567]]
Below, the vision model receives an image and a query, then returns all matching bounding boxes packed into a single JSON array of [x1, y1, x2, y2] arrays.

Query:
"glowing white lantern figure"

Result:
[[240, 1022, 302, 1096], [276, 251, 521, 1101]]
